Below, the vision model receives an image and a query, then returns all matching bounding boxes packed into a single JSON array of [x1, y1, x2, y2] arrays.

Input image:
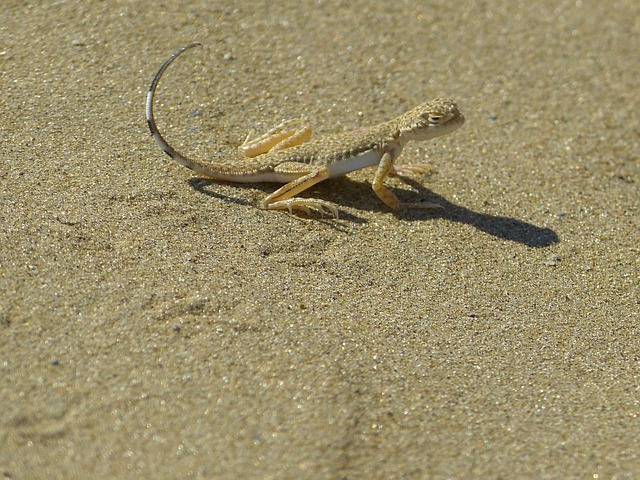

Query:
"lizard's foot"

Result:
[[266, 198, 339, 219], [389, 164, 434, 176]]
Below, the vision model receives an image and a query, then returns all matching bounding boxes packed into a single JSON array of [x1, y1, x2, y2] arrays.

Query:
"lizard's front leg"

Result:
[[372, 147, 441, 211]]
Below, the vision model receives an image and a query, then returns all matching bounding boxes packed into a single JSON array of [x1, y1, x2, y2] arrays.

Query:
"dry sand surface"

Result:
[[1, 1, 638, 478]]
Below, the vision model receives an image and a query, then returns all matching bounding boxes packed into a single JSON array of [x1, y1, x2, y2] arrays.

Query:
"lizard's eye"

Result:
[[427, 113, 443, 124]]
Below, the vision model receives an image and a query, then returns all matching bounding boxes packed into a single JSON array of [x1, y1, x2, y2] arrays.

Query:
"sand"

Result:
[[1, 1, 638, 478]]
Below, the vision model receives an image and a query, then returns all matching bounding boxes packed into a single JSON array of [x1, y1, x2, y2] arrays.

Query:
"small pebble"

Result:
[[545, 254, 561, 266]]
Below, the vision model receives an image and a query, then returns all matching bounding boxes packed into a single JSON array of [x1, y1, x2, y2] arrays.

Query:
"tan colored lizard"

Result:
[[146, 43, 465, 217]]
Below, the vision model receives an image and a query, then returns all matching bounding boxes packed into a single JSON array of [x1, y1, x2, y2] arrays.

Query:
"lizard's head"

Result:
[[400, 98, 465, 141]]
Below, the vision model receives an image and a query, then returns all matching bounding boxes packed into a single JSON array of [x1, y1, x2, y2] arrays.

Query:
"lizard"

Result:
[[146, 42, 465, 218]]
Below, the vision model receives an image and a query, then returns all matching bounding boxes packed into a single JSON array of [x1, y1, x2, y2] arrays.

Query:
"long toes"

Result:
[[268, 199, 339, 218], [305, 202, 339, 218], [323, 204, 339, 218], [299, 205, 312, 216]]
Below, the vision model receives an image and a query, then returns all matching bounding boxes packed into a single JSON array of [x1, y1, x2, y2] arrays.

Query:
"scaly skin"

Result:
[[146, 43, 465, 217]]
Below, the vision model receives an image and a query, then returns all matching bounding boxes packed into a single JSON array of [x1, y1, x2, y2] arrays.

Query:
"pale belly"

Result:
[[326, 149, 382, 178]]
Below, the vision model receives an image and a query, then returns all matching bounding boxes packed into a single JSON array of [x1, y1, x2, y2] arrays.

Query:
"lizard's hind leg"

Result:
[[240, 119, 312, 157], [262, 163, 339, 218]]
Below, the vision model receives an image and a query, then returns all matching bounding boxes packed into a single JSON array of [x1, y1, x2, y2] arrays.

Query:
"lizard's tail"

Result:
[[146, 43, 216, 177]]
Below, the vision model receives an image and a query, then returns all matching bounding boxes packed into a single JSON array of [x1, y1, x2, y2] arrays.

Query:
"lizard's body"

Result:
[[146, 43, 465, 217]]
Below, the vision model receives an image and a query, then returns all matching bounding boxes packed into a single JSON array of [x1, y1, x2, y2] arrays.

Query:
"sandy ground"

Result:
[[1, 1, 638, 478]]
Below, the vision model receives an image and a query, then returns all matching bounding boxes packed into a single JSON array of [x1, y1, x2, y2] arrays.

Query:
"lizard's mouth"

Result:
[[451, 112, 465, 127], [412, 111, 465, 140], [442, 113, 465, 134]]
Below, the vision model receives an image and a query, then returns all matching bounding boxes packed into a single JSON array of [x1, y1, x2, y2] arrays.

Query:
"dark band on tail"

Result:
[[145, 42, 202, 166]]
